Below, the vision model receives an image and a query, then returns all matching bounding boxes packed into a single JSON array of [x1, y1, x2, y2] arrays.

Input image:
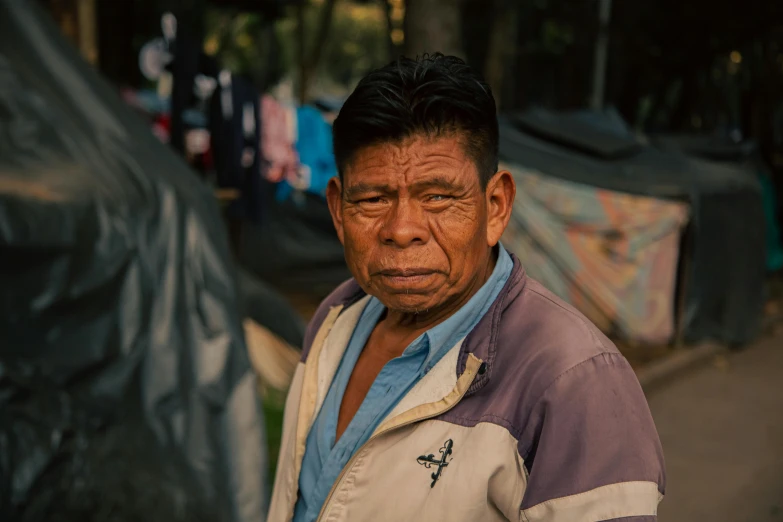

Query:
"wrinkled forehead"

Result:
[[342, 135, 480, 189]]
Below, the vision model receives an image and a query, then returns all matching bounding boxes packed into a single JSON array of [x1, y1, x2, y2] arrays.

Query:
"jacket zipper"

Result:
[[314, 358, 483, 522]]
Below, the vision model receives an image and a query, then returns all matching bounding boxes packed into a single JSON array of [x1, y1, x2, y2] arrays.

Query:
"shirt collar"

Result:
[[418, 243, 513, 363]]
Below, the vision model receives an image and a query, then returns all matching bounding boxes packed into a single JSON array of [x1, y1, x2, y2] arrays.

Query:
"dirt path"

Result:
[[648, 333, 783, 521]]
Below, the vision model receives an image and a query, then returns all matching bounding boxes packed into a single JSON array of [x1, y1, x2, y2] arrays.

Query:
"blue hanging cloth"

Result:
[[276, 105, 336, 202]]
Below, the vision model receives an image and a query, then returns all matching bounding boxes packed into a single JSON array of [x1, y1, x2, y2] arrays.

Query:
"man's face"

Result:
[[327, 135, 514, 315]]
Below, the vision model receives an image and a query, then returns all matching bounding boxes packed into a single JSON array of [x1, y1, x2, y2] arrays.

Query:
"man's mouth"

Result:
[[376, 268, 437, 288], [379, 268, 434, 277]]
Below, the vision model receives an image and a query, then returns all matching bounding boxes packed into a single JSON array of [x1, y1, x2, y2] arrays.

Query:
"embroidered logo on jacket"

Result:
[[416, 439, 453, 488]]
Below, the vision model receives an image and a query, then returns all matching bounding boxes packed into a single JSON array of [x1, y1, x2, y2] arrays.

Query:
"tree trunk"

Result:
[[296, 3, 307, 103], [306, 0, 338, 85], [298, 0, 338, 104], [403, 0, 465, 58], [483, 0, 517, 109], [589, 0, 612, 110], [382, 0, 399, 59], [669, 67, 700, 131]]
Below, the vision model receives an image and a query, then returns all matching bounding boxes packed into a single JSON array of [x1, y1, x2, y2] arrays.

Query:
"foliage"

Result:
[[463, 0, 783, 141], [204, 8, 283, 91], [317, 2, 388, 91], [205, 1, 389, 98]]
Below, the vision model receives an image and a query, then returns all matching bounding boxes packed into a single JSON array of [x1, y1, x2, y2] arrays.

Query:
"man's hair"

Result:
[[332, 53, 499, 188]]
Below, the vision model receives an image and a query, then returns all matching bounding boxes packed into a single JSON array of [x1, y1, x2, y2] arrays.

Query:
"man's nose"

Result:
[[379, 199, 430, 248]]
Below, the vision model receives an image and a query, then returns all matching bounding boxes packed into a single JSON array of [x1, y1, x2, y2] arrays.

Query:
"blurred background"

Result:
[[1, 0, 782, 521]]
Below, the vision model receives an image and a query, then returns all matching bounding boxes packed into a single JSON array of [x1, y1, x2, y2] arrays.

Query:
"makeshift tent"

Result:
[[0, 2, 266, 521], [499, 109, 766, 346], [501, 163, 689, 344]]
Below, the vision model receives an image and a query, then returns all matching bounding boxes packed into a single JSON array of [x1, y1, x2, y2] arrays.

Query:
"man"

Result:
[[268, 54, 665, 522]]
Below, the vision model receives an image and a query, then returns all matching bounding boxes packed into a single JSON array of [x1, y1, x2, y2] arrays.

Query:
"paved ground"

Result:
[[648, 333, 783, 521]]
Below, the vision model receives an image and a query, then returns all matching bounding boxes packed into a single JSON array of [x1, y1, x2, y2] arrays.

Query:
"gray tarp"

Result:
[[0, 1, 266, 520]]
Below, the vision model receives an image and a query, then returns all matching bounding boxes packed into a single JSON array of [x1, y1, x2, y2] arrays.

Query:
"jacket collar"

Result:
[[459, 255, 527, 395]]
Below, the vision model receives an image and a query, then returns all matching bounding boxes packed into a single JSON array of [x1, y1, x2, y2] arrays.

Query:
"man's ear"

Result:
[[326, 176, 345, 245], [485, 170, 516, 247]]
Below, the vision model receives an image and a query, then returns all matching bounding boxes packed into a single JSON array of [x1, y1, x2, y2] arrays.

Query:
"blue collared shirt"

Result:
[[293, 245, 514, 522]]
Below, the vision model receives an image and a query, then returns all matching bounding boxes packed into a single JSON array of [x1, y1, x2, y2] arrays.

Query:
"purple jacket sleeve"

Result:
[[519, 353, 665, 522]]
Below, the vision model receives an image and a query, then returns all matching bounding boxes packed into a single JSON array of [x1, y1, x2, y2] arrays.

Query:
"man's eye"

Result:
[[360, 196, 384, 204], [427, 194, 451, 202]]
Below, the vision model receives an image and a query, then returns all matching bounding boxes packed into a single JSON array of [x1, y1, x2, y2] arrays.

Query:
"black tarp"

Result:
[[499, 109, 766, 346], [654, 134, 759, 162], [0, 2, 266, 521], [238, 267, 306, 348], [239, 192, 351, 299], [654, 134, 783, 274]]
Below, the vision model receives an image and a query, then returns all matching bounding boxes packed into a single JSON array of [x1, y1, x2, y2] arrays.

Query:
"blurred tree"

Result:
[[608, 0, 783, 132], [381, 0, 403, 59], [507, 0, 595, 110], [403, 0, 465, 58], [297, 0, 338, 102], [317, 3, 387, 88], [275, 1, 388, 98], [204, 8, 283, 91], [482, 0, 518, 108]]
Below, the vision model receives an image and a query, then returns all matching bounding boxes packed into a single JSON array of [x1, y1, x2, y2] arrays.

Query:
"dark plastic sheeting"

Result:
[[238, 267, 306, 348], [0, 2, 266, 520], [655, 134, 783, 273], [239, 192, 352, 299], [499, 109, 766, 346]]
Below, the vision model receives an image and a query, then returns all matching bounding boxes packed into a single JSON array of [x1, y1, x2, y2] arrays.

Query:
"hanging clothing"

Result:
[[162, 14, 218, 154], [209, 71, 265, 222], [276, 106, 337, 202], [261, 94, 299, 184], [165, 26, 199, 154]]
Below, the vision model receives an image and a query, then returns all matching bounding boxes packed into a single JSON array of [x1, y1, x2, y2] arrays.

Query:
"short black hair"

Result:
[[333, 53, 499, 188]]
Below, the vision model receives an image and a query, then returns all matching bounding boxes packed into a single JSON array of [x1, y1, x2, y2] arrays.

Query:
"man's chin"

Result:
[[374, 292, 439, 315]]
